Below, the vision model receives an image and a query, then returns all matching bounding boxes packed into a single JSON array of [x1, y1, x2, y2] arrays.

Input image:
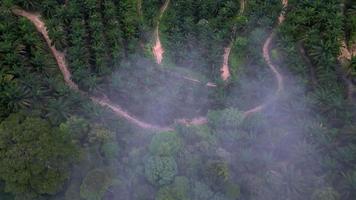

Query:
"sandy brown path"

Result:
[[221, 46, 232, 81], [220, 0, 246, 81], [12, 8, 172, 132], [152, 0, 170, 65], [338, 40, 356, 101], [91, 96, 173, 131], [12, 9, 79, 91], [339, 40, 356, 65]]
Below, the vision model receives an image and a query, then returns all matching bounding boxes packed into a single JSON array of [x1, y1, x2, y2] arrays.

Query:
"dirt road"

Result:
[[243, 0, 287, 116], [338, 40, 355, 101], [220, 0, 246, 81], [152, 0, 170, 64]]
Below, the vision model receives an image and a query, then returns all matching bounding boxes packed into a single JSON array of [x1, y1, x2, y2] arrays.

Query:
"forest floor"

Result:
[[12, 0, 288, 129]]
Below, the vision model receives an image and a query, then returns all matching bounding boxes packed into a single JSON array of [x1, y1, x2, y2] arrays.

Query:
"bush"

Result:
[[0, 113, 77, 199], [224, 182, 240, 200], [155, 176, 190, 200], [0, 182, 13, 200], [144, 156, 178, 186], [176, 125, 216, 145], [203, 160, 230, 191], [311, 187, 340, 200], [59, 116, 90, 144], [64, 179, 82, 200], [131, 183, 155, 200], [101, 142, 120, 160], [211, 193, 229, 200], [193, 181, 214, 200], [156, 187, 177, 200], [176, 149, 203, 177], [149, 131, 182, 156], [80, 169, 113, 200], [207, 108, 244, 130], [88, 125, 115, 144]]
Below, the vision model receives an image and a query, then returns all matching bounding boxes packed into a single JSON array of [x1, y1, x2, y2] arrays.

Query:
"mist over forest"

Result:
[[0, 0, 355, 200]]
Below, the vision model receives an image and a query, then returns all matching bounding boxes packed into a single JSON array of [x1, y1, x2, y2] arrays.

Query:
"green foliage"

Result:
[[203, 160, 230, 190], [0, 82, 31, 113], [101, 142, 120, 160], [144, 156, 178, 186], [281, 0, 344, 106], [108, 58, 211, 125], [345, 4, 356, 47], [192, 181, 214, 200], [156, 176, 190, 200], [1, 0, 356, 199], [46, 98, 72, 124], [88, 124, 115, 144], [211, 193, 229, 200], [80, 169, 115, 200], [175, 148, 203, 178], [101, 0, 123, 65], [0, 182, 13, 200], [340, 171, 356, 199], [160, 0, 241, 77], [59, 116, 90, 144], [115, 0, 140, 53], [0, 113, 77, 199], [64, 178, 82, 200], [149, 131, 182, 156], [311, 187, 340, 200], [208, 108, 244, 130], [176, 124, 216, 145], [266, 164, 317, 199], [224, 182, 240, 200]]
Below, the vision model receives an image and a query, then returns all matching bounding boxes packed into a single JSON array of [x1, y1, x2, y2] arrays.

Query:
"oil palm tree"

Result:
[[0, 82, 32, 112], [46, 97, 71, 125], [266, 164, 317, 200], [340, 171, 356, 199]]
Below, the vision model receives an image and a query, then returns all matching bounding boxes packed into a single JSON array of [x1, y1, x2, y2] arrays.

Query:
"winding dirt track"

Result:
[[12, 8, 173, 132], [13, 0, 288, 128], [220, 0, 245, 81], [243, 0, 287, 116], [152, 0, 169, 65]]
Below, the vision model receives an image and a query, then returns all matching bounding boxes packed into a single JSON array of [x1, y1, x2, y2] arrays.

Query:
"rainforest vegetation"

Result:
[[0, 0, 355, 200]]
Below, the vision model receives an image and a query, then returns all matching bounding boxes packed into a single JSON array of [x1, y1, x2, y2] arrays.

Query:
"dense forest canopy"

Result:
[[0, 0, 355, 200]]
